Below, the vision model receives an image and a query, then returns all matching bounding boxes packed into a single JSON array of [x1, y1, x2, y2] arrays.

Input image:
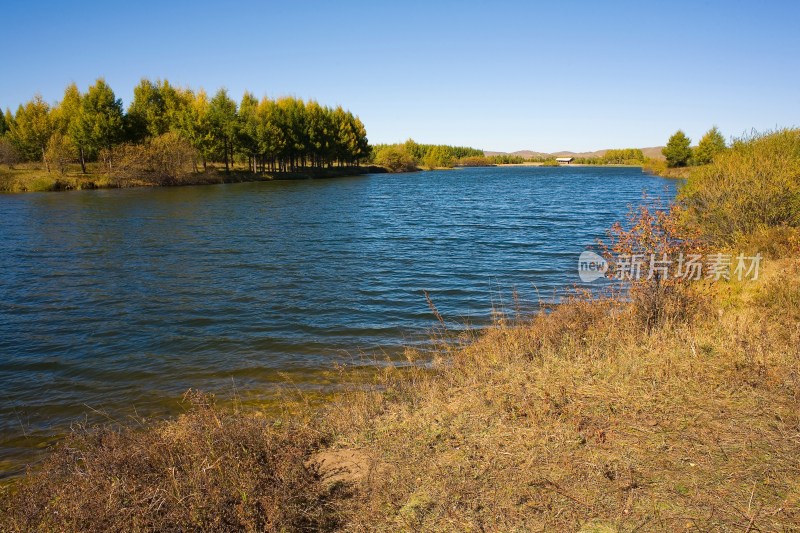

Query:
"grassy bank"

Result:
[[1, 130, 799, 531], [0, 164, 387, 193], [642, 159, 695, 179]]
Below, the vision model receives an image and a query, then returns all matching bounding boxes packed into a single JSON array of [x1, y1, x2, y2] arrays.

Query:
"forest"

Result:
[[0, 78, 370, 186]]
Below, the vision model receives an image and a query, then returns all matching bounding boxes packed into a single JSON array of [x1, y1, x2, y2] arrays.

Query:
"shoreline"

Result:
[[0, 165, 389, 194]]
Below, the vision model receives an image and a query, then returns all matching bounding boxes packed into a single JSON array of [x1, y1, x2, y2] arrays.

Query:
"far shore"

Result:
[[1, 161, 686, 194], [0, 165, 388, 193], [490, 162, 645, 168]]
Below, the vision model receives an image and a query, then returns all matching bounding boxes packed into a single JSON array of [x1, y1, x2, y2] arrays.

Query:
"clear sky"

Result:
[[1, 0, 798, 152]]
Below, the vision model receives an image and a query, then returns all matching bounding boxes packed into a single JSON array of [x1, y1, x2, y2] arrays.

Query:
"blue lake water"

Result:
[[0, 166, 677, 476]]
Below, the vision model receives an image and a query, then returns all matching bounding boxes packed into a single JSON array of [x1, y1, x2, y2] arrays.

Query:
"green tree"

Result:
[[0, 107, 6, 136], [305, 100, 331, 168], [53, 84, 82, 134], [351, 115, 369, 166], [176, 89, 215, 170], [126, 79, 163, 142], [403, 138, 425, 161], [276, 97, 308, 171], [237, 92, 259, 172], [53, 84, 86, 172], [208, 89, 238, 171], [8, 95, 54, 168], [255, 98, 285, 173], [73, 79, 124, 171], [127, 79, 190, 142], [694, 126, 726, 165], [663, 130, 692, 168], [423, 145, 454, 169], [3, 108, 13, 136], [375, 145, 417, 172]]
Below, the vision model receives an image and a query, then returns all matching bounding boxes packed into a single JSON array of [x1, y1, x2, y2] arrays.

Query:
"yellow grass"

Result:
[[315, 258, 800, 530]]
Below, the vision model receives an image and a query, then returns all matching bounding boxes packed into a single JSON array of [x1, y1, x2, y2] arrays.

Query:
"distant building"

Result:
[[556, 157, 574, 165]]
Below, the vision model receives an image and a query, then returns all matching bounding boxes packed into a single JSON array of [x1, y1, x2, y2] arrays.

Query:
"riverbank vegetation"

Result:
[[0, 78, 370, 191], [370, 140, 484, 171], [642, 127, 730, 179], [2, 129, 799, 531]]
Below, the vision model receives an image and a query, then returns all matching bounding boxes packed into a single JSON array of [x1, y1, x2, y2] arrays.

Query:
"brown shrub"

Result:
[[106, 132, 198, 186], [600, 200, 709, 331]]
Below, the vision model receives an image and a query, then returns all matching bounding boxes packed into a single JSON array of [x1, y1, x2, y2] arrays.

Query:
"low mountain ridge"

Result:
[[485, 146, 666, 160]]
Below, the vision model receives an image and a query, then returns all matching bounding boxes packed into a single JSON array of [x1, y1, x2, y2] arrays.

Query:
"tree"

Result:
[[276, 97, 308, 171], [73, 79, 124, 171], [53, 84, 82, 134], [8, 95, 54, 169], [423, 145, 454, 169], [53, 84, 86, 172], [255, 98, 285, 173], [3, 108, 14, 136], [126, 79, 163, 142], [0, 107, 6, 136], [663, 130, 692, 168], [694, 126, 726, 165], [351, 115, 369, 166], [176, 89, 214, 170], [208, 89, 238, 171], [375, 145, 417, 172], [237, 92, 259, 172], [305, 100, 331, 168], [0, 138, 20, 168], [45, 132, 76, 175], [403, 138, 425, 161], [127, 79, 190, 142]]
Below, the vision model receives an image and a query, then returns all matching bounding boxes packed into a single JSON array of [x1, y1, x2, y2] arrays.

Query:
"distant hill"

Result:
[[485, 147, 666, 161]]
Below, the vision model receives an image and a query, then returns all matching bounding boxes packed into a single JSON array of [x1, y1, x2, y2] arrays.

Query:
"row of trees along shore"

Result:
[[0, 78, 370, 183]]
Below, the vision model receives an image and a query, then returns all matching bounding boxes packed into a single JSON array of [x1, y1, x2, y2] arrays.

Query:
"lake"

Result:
[[0, 166, 677, 476]]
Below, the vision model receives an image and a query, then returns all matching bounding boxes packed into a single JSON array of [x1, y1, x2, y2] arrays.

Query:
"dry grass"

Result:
[[0, 391, 343, 532], [320, 259, 800, 531], [642, 159, 695, 179]]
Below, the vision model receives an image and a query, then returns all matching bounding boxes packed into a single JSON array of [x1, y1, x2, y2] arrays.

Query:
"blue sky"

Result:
[[1, 0, 798, 152]]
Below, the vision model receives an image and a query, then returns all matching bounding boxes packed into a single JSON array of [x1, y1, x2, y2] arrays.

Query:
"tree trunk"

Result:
[[79, 147, 87, 174]]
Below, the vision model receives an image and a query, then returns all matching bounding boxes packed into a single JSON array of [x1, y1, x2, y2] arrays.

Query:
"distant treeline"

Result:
[[463, 149, 648, 167], [570, 148, 646, 165], [0, 78, 370, 183], [369, 140, 484, 172]]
